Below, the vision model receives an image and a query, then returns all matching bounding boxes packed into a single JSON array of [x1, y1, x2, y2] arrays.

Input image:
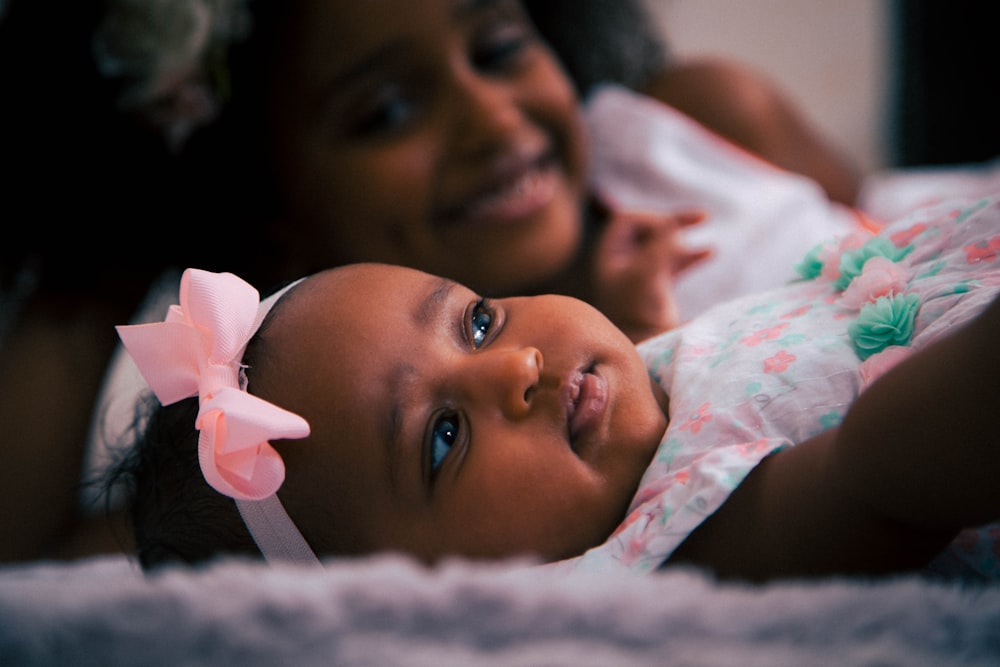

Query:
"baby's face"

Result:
[[265, 0, 588, 294], [260, 264, 669, 563]]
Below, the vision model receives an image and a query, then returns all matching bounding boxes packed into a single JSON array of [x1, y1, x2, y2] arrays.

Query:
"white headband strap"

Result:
[[236, 496, 320, 565], [240, 278, 321, 566]]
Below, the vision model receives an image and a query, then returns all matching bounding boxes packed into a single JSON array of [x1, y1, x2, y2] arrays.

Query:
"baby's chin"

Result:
[[649, 377, 670, 421]]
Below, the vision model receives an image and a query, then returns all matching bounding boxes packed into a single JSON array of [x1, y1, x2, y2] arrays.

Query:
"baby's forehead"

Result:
[[282, 263, 401, 301], [260, 262, 450, 433], [277, 263, 441, 325], [312, 263, 430, 289], [255, 263, 427, 396]]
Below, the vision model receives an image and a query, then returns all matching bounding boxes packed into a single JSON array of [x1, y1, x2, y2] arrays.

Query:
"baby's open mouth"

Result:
[[566, 363, 608, 453]]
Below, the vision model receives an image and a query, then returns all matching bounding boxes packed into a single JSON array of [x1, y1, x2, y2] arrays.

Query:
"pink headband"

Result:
[[117, 268, 320, 566]]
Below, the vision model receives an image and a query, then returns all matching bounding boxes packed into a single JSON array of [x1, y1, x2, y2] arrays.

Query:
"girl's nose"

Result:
[[461, 346, 542, 419], [451, 71, 523, 157]]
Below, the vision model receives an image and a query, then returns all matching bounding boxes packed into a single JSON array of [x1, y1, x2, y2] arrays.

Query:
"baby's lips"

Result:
[[567, 369, 608, 450]]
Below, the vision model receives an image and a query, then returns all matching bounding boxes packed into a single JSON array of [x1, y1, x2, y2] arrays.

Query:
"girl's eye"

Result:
[[469, 299, 494, 348], [429, 412, 460, 474], [470, 6, 536, 74], [349, 83, 420, 137], [472, 29, 531, 73]]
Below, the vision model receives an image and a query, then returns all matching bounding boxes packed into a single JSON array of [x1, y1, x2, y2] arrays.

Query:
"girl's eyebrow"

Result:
[[324, 43, 408, 96], [453, 0, 502, 18], [323, 0, 505, 99]]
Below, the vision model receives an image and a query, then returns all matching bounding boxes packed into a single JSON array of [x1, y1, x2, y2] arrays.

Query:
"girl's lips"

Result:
[[436, 156, 559, 229], [566, 367, 608, 449]]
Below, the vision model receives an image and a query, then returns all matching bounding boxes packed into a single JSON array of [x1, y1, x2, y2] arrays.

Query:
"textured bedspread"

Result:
[[1, 554, 999, 666]]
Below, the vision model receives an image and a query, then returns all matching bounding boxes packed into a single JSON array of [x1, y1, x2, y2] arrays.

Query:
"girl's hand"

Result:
[[592, 207, 712, 343]]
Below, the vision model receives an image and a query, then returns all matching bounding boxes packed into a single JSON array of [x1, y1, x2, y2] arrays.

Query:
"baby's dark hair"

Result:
[[110, 393, 259, 569], [109, 282, 306, 570]]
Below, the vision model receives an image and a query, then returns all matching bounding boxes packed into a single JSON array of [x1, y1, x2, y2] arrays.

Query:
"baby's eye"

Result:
[[429, 412, 460, 474], [469, 298, 494, 348]]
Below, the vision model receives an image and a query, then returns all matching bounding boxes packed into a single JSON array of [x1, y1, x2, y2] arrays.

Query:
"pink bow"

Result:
[[117, 268, 310, 500]]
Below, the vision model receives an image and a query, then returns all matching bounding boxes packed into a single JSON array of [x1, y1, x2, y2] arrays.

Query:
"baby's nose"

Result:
[[470, 346, 542, 419]]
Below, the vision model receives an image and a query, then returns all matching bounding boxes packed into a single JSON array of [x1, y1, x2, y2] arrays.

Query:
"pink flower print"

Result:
[[764, 349, 796, 373], [620, 534, 652, 567], [781, 305, 811, 319], [610, 508, 646, 538], [617, 505, 670, 567], [890, 223, 927, 247], [819, 231, 870, 283], [739, 322, 789, 347], [963, 236, 1000, 264], [679, 404, 712, 434], [840, 256, 911, 309], [737, 438, 772, 456], [835, 238, 913, 291]]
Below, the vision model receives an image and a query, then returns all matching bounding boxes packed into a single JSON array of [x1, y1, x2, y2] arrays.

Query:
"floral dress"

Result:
[[553, 195, 1000, 578]]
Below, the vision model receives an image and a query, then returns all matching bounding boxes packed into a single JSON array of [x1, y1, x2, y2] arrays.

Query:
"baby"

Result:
[[115, 195, 1000, 581]]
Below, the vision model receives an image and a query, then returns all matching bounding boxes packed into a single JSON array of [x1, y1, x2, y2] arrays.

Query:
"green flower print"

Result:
[[848, 293, 920, 360], [794, 243, 826, 280]]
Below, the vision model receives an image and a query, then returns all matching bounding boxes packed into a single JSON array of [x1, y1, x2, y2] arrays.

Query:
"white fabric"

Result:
[[585, 84, 867, 323]]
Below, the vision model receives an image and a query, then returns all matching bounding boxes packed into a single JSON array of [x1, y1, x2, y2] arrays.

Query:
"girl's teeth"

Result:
[[469, 170, 538, 216]]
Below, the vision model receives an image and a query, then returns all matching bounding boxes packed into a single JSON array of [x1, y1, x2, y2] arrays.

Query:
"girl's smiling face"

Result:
[[256, 264, 669, 563], [265, 0, 589, 294]]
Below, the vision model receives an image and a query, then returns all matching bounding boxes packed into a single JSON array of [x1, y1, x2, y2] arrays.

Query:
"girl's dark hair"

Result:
[[166, 1, 297, 289], [110, 393, 260, 569], [522, 0, 670, 98], [0, 0, 186, 301]]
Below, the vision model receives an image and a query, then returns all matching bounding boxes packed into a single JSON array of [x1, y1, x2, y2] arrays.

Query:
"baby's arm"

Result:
[[668, 294, 1000, 581]]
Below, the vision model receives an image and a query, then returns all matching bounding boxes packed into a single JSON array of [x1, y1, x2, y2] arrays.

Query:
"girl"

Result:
[[91, 0, 864, 338], [115, 194, 1000, 581]]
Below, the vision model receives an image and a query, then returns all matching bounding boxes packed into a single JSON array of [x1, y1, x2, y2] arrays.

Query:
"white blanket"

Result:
[[1, 554, 998, 666]]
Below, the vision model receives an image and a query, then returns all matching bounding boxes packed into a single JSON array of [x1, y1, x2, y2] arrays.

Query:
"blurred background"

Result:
[[649, 0, 999, 174]]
